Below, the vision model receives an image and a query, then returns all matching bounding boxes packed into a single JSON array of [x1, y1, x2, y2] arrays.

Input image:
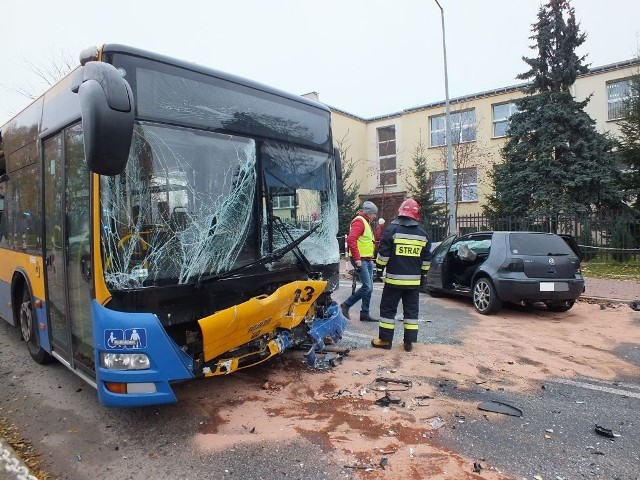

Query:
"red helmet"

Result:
[[398, 198, 420, 220]]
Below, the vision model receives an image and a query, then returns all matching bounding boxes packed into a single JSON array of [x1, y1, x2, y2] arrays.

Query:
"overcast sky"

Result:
[[1, 0, 639, 125]]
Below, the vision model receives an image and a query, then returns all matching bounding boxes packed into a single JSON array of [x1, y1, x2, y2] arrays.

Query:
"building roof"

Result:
[[326, 58, 640, 122]]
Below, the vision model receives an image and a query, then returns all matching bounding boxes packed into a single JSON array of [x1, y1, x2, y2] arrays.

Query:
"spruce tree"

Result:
[[405, 137, 442, 219], [335, 135, 360, 238], [405, 138, 443, 238], [618, 73, 640, 211], [485, 0, 622, 218]]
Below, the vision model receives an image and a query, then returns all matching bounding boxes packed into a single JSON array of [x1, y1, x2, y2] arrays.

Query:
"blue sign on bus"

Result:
[[104, 328, 147, 350]]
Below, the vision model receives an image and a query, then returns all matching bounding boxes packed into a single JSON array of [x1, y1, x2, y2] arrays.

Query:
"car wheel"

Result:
[[19, 289, 52, 364], [426, 287, 443, 297], [473, 277, 502, 315], [544, 300, 575, 312]]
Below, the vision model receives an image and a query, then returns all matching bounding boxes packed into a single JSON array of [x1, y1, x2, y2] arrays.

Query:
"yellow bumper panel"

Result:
[[198, 280, 327, 364]]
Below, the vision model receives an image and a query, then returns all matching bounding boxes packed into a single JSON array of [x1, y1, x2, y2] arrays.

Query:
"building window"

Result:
[[377, 126, 397, 186], [431, 167, 478, 203], [492, 102, 518, 137], [607, 79, 631, 120], [273, 188, 296, 209], [430, 109, 476, 147]]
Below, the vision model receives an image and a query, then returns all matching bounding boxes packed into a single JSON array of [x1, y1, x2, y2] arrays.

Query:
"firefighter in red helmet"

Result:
[[372, 198, 431, 352]]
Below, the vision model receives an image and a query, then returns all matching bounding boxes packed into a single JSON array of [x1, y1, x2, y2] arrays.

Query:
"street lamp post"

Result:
[[434, 0, 457, 235]]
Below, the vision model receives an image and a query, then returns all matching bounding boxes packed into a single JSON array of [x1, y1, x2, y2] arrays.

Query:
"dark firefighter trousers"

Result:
[[378, 287, 419, 343]]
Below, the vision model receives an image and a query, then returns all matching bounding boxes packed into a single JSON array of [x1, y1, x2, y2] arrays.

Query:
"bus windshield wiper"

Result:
[[193, 224, 319, 287], [272, 217, 313, 275]]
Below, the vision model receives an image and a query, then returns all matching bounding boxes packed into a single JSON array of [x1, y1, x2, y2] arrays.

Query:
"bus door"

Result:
[[42, 124, 94, 373]]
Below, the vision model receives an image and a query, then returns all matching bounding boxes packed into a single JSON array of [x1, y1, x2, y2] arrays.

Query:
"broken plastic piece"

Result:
[[429, 417, 446, 430], [594, 424, 615, 438], [344, 464, 375, 470], [412, 395, 432, 406], [325, 389, 352, 399], [379, 458, 388, 470], [303, 303, 347, 367], [477, 400, 523, 417], [375, 392, 404, 407], [370, 377, 413, 391]]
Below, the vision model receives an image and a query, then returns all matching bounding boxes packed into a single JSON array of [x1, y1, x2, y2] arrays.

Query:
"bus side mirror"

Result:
[[333, 147, 344, 205], [72, 62, 134, 176]]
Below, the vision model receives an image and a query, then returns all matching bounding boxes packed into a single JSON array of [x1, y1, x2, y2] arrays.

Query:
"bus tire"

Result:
[[19, 288, 52, 364]]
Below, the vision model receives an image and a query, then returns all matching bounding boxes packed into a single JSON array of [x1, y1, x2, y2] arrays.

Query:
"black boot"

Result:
[[360, 313, 378, 322]]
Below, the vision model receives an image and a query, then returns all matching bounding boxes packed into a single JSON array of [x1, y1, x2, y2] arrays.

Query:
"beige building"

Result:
[[320, 58, 640, 222]]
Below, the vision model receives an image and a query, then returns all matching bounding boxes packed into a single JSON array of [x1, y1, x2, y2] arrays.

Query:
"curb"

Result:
[[579, 295, 637, 306], [339, 275, 637, 307], [0, 438, 37, 480]]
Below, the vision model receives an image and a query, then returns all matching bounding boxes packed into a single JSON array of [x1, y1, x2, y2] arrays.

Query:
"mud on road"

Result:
[[1, 298, 639, 480], [180, 299, 640, 480]]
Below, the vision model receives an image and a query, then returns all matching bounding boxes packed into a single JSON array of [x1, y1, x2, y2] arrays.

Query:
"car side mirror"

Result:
[[71, 61, 134, 176]]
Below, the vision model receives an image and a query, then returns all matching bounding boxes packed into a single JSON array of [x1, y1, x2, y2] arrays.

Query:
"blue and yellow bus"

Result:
[[0, 44, 345, 407]]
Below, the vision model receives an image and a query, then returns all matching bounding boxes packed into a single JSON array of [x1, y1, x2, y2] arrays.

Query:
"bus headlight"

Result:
[[100, 352, 150, 370]]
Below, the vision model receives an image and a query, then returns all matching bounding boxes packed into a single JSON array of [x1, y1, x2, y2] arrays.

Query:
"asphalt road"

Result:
[[335, 281, 640, 480], [1, 281, 639, 480]]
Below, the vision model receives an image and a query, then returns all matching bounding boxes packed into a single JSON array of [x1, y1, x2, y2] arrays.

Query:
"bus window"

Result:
[[0, 172, 7, 243]]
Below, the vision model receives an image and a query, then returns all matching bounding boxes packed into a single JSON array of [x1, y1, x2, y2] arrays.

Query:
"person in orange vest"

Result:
[[372, 199, 431, 352], [340, 201, 379, 322]]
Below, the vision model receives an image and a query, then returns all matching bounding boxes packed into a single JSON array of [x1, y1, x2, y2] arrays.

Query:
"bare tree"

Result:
[[3, 48, 78, 100], [434, 103, 490, 213]]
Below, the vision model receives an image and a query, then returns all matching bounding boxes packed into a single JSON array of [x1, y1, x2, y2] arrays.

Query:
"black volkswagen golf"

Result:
[[423, 231, 584, 314]]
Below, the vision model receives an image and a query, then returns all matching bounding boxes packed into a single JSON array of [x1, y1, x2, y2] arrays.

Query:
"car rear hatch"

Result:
[[508, 232, 579, 279]]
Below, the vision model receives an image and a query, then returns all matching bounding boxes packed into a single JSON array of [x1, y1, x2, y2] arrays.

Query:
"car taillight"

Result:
[[503, 258, 524, 272]]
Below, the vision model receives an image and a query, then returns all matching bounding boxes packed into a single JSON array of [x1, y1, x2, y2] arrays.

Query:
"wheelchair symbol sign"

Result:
[[104, 328, 147, 350]]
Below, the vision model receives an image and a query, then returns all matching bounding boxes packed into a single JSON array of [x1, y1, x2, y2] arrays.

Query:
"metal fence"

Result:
[[422, 212, 640, 262]]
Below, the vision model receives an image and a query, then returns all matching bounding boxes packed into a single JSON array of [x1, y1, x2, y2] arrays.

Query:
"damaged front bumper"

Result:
[[198, 279, 347, 375], [93, 279, 347, 407]]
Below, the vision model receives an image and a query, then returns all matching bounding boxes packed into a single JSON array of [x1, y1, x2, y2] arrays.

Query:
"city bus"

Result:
[[0, 44, 345, 407]]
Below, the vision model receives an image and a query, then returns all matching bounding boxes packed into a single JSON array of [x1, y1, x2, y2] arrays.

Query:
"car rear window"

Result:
[[508, 233, 574, 256]]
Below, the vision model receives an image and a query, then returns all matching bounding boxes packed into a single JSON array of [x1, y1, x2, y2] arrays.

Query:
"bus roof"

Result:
[[1, 44, 330, 133], [101, 44, 330, 114]]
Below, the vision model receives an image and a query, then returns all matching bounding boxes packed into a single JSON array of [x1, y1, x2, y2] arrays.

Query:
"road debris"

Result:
[[477, 400, 523, 417], [427, 417, 446, 430], [375, 392, 405, 407], [344, 464, 375, 471], [594, 424, 615, 438], [325, 389, 352, 399], [473, 461, 482, 473], [412, 395, 432, 406], [370, 377, 413, 391]]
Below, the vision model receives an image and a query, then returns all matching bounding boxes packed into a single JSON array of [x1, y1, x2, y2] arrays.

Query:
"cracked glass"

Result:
[[100, 126, 339, 291], [100, 123, 257, 289], [262, 142, 339, 266]]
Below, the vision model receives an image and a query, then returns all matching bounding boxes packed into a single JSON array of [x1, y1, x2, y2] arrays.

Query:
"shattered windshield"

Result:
[[100, 124, 339, 291], [100, 123, 258, 289], [262, 143, 339, 266]]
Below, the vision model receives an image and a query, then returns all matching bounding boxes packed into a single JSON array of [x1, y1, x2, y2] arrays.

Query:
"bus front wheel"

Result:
[[19, 289, 52, 364]]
